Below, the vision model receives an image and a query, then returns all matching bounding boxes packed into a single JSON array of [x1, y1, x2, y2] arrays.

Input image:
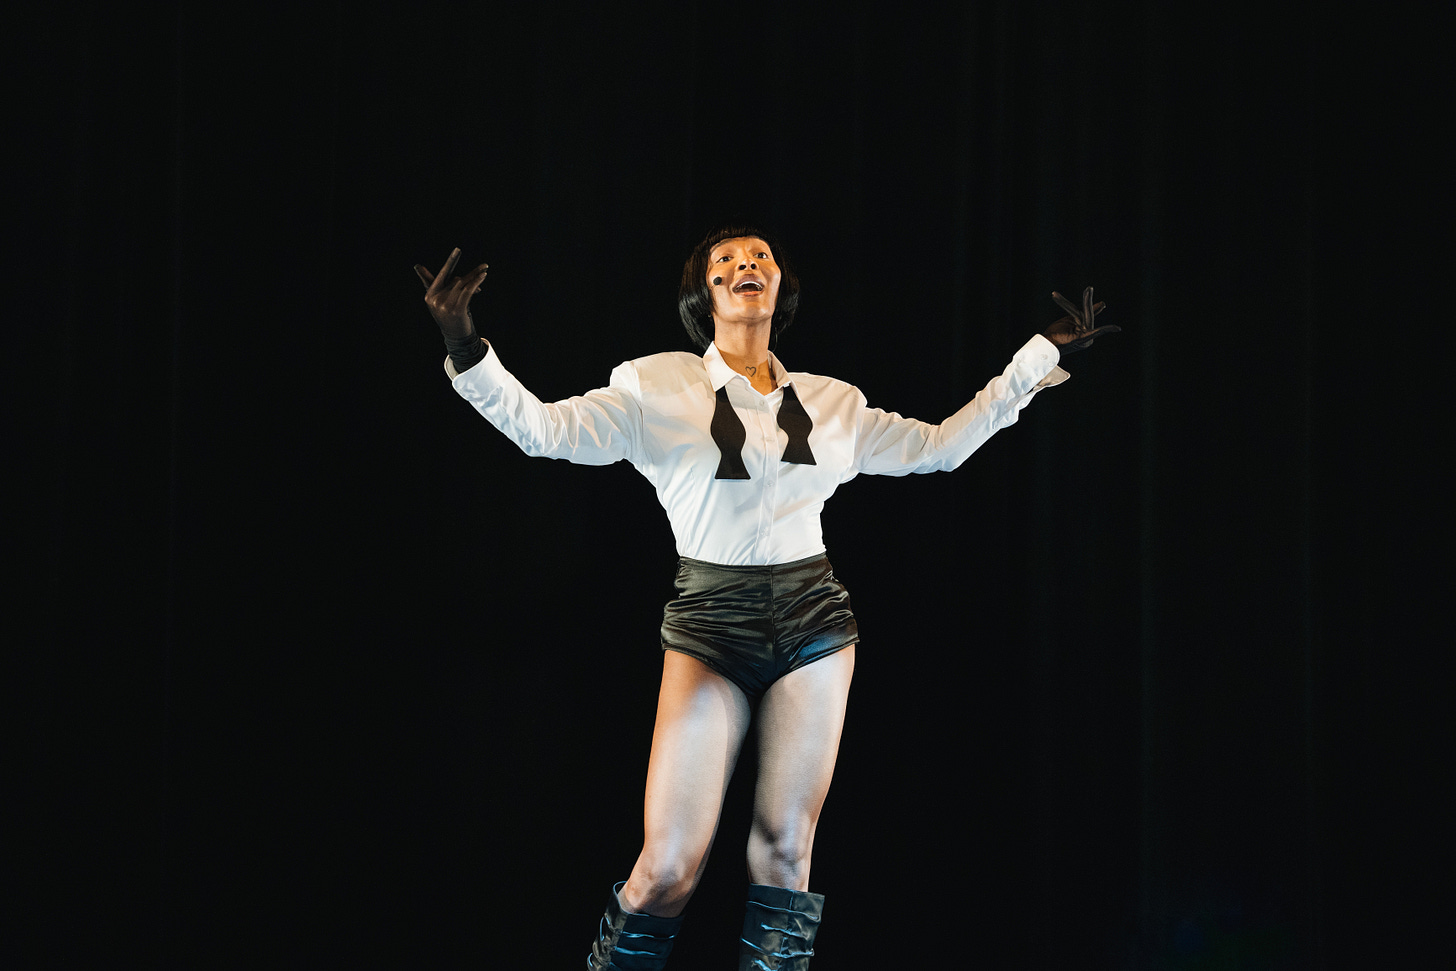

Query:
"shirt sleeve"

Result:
[[446, 341, 643, 467], [852, 334, 1069, 476]]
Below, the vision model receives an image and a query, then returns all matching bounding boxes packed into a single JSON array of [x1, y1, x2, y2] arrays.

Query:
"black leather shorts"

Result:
[[660, 553, 858, 704]]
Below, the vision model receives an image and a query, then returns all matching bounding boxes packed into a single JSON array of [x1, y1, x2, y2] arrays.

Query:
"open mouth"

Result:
[[733, 280, 764, 293]]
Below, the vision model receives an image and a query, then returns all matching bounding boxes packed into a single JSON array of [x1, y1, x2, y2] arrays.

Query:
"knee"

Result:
[[747, 818, 813, 889], [624, 851, 701, 914]]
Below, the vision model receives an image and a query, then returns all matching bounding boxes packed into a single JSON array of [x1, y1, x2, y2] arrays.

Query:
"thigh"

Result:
[[752, 645, 856, 838], [641, 650, 754, 859]]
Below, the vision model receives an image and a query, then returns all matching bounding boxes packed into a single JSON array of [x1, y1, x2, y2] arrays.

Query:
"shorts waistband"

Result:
[[676, 552, 830, 576]]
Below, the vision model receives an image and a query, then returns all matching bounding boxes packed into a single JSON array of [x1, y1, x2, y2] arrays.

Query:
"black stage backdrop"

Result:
[[10, 2, 1450, 968]]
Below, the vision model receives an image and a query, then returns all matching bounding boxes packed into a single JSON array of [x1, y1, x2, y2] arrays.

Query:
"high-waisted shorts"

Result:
[[660, 553, 858, 704]]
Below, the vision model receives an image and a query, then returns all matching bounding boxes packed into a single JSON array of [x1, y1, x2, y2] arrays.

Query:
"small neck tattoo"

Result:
[[745, 365, 757, 377]]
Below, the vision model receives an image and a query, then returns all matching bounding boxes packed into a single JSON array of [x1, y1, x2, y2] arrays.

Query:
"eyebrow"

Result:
[[710, 241, 771, 257]]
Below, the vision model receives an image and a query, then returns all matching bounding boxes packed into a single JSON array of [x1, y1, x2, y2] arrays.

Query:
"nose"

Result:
[[739, 258, 757, 269]]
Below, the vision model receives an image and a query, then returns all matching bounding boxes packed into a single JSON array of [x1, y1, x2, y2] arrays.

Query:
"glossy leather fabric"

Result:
[[739, 884, 825, 970], [660, 554, 857, 704], [588, 882, 683, 971]]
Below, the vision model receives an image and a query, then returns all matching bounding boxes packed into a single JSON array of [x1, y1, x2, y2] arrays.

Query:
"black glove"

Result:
[[414, 248, 490, 373], [1043, 286, 1120, 353]]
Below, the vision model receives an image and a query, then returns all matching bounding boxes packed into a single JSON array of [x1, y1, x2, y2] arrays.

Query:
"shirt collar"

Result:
[[703, 341, 792, 392]]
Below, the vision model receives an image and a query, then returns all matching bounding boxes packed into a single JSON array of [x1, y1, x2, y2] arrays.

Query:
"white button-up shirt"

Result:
[[448, 336, 1068, 565]]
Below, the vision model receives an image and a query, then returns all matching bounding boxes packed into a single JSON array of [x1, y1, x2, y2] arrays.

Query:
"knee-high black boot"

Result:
[[738, 884, 825, 970], [587, 882, 684, 971]]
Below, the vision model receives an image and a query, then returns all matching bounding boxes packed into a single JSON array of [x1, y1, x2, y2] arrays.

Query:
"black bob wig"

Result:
[[677, 225, 801, 350]]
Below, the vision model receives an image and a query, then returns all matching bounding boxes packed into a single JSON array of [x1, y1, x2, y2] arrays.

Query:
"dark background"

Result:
[[10, 1, 1449, 968]]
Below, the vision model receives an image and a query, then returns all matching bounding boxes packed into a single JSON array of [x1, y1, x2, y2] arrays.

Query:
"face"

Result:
[[706, 237, 781, 325]]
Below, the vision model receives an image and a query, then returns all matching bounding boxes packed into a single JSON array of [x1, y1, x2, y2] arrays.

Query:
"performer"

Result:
[[414, 227, 1116, 970]]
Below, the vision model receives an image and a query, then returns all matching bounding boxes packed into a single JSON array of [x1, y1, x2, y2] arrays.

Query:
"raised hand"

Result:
[[414, 248, 490, 342], [1043, 286, 1120, 353]]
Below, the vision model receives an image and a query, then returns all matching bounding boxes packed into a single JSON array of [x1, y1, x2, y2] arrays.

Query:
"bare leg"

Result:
[[620, 651, 753, 917], [747, 645, 856, 890]]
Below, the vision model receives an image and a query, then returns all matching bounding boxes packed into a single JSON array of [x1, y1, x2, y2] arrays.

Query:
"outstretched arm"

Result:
[[853, 335, 1065, 476], [850, 289, 1114, 476], [415, 247, 492, 373], [416, 249, 644, 466]]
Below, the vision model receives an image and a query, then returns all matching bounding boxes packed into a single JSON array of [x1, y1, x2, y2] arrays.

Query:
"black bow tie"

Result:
[[711, 383, 817, 480]]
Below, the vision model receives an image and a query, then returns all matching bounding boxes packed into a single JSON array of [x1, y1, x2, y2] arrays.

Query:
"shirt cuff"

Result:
[[444, 338, 493, 381], [1024, 333, 1070, 389]]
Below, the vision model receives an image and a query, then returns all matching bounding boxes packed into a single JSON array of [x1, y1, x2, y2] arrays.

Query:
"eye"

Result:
[[755, 252, 770, 259], [716, 255, 732, 262]]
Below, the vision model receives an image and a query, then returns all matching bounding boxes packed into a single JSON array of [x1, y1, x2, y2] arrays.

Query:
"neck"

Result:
[[712, 317, 773, 375]]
